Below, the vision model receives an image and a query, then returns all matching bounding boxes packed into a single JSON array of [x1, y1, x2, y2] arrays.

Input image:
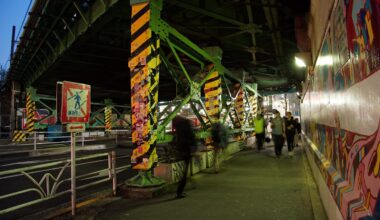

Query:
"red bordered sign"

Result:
[[60, 81, 91, 124]]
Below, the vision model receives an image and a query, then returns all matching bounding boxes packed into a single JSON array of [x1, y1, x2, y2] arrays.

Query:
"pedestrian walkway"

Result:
[[59, 146, 327, 220]]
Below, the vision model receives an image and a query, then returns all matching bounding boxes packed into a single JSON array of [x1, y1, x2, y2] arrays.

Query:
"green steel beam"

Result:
[[165, 0, 246, 27], [157, 90, 192, 136], [246, 0, 257, 63], [167, 40, 192, 84], [73, 2, 89, 26], [24, 0, 120, 86], [17, 0, 72, 84], [170, 42, 204, 69], [152, 19, 259, 97], [189, 101, 207, 128], [61, 18, 75, 38]]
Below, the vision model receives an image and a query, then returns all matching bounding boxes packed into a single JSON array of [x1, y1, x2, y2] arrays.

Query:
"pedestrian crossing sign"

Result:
[[60, 81, 91, 123]]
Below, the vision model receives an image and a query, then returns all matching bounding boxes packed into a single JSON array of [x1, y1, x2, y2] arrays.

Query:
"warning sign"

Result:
[[60, 81, 91, 124]]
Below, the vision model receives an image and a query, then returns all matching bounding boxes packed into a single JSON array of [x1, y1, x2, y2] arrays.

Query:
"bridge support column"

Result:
[[203, 47, 223, 150], [235, 84, 245, 140], [25, 87, 37, 135], [127, 0, 164, 187], [104, 99, 113, 131]]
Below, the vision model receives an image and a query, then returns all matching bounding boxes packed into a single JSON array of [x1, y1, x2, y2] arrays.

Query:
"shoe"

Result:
[[176, 193, 186, 199]]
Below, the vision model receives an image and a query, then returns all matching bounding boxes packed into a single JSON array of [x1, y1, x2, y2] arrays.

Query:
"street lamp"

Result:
[[295, 57, 307, 68]]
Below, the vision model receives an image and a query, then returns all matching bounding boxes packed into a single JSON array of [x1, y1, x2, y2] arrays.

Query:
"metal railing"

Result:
[[0, 129, 131, 151], [0, 150, 131, 217]]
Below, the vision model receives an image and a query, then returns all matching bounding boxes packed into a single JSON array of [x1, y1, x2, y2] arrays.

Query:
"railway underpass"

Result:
[[0, 0, 379, 219]]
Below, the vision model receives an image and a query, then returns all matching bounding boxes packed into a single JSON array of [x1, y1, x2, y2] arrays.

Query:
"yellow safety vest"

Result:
[[254, 117, 265, 134]]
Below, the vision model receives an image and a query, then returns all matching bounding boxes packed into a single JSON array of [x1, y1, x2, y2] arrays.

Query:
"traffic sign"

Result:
[[60, 81, 91, 124], [66, 123, 86, 132]]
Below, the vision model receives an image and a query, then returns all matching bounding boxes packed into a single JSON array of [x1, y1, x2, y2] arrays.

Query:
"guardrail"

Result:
[[0, 130, 131, 150], [0, 150, 131, 217]]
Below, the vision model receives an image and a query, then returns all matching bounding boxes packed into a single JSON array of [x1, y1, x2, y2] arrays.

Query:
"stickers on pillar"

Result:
[[60, 81, 91, 124]]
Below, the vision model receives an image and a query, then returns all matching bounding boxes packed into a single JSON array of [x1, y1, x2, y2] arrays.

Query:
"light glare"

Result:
[[295, 57, 306, 68]]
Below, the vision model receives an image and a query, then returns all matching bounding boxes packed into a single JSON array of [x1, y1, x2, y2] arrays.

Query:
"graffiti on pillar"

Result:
[[129, 2, 159, 170], [302, 0, 380, 219]]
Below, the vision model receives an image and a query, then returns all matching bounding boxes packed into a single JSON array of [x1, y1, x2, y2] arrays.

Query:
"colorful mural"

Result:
[[302, 0, 380, 219]]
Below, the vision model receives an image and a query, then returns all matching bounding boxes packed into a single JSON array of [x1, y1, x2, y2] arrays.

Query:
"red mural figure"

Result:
[[346, 0, 380, 81]]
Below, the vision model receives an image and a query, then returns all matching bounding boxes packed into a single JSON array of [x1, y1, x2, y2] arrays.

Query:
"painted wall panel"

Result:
[[309, 0, 335, 61], [303, 0, 380, 219]]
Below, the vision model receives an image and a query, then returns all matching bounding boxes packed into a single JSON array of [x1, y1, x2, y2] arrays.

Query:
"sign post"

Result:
[[70, 132, 76, 216], [57, 81, 90, 216]]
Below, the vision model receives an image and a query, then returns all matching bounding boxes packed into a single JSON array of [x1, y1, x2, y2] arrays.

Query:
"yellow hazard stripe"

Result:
[[131, 11, 150, 36], [12, 131, 26, 142], [204, 71, 221, 123], [204, 79, 221, 89], [131, 2, 148, 17], [207, 71, 218, 79], [205, 88, 222, 97], [105, 107, 112, 130], [130, 2, 160, 170], [26, 92, 35, 133]]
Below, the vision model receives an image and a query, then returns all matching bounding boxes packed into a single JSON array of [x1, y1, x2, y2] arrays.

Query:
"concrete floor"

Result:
[[60, 146, 328, 220]]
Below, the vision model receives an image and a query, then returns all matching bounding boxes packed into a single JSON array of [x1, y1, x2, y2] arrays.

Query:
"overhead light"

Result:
[[295, 52, 311, 68], [295, 57, 307, 68]]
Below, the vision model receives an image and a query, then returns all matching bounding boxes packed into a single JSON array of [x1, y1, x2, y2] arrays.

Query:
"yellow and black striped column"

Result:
[[105, 107, 112, 131], [129, 1, 160, 170], [248, 95, 258, 118], [235, 86, 245, 127], [204, 71, 222, 149], [247, 95, 258, 126], [12, 130, 26, 142], [234, 85, 245, 141], [204, 71, 221, 123], [25, 89, 36, 134]]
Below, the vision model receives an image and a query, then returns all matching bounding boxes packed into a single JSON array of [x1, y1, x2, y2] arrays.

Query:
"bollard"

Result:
[[108, 152, 112, 179], [115, 132, 118, 145], [112, 151, 117, 195], [81, 132, 85, 147], [33, 132, 37, 151]]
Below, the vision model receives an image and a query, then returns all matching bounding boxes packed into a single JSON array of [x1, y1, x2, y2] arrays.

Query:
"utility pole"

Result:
[[10, 26, 16, 61]]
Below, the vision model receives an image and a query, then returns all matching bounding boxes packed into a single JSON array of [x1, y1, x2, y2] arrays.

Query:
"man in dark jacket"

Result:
[[284, 112, 296, 157], [211, 122, 228, 173], [172, 116, 196, 199], [294, 118, 301, 147]]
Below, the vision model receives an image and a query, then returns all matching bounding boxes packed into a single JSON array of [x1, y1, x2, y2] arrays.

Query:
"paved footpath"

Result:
[[54, 145, 328, 220]]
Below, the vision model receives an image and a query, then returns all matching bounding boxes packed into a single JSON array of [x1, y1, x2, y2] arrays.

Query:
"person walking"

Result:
[[294, 118, 301, 147], [211, 122, 228, 173], [284, 112, 296, 157], [253, 112, 265, 151], [271, 110, 285, 158], [173, 116, 196, 199]]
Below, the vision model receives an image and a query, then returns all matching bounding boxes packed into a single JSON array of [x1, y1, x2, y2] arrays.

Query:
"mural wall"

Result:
[[302, 0, 380, 219]]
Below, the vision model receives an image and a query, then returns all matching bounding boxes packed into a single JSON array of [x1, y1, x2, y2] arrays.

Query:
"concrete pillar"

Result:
[[128, 0, 161, 171]]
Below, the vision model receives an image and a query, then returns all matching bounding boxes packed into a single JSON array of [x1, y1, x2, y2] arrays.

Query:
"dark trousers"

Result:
[[256, 132, 265, 150], [272, 134, 283, 156], [177, 157, 190, 196], [286, 133, 295, 152]]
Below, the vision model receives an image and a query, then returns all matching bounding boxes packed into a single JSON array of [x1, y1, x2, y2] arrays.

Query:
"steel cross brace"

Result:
[[145, 0, 260, 141]]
